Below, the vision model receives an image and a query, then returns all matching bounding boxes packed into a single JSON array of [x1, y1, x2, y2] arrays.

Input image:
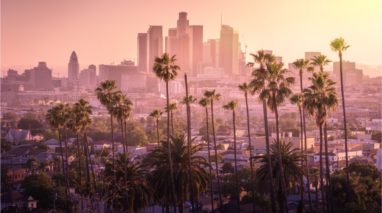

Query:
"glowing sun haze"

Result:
[[1, 0, 381, 76]]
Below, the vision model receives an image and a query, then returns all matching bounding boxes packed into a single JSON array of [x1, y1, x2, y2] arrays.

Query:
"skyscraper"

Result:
[[137, 33, 148, 72], [68, 51, 79, 82], [147, 26, 163, 71], [219, 25, 237, 76], [177, 12, 190, 73], [189, 25, 203, 75], [24, 62, 53, 91]]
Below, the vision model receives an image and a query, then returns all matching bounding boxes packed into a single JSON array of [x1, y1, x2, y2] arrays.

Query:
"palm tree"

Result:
[[303, 71, 338, 212], [223, 100, 241, 213], [153, 53, 180, 211], [311, 55, 331, 73], [198, 98, 214, 211], [262, 61, 294, 212], [330, 37, 350, 185], [165, 102, 177, 135], [255, 140, 304, 211], [96, 80, 119, 166], [204, 89, 223, 209], [249, 50, 277, 212], [46, 103, 71, 212], [144, 135, 209, 213], [290, 93, 311, 209], [111, 93, 133, 154], [72, 99, 95, 198], [149, 109, 163, 146], [182, 73, 197, 212], [238, 82, 256, 212], [104, 154, 152, 212]]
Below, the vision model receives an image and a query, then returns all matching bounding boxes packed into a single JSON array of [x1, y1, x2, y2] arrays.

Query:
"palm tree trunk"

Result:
[[244, 92, 256, 213], [298, 106, 304, 209], [184, 74, 195, 213], [339, 53, 350, 186], [232, 110, 241, 213], [110, 115, 115, 178], [124, 120, 128, 152], [171, 111, 174, 136], [319, 125, 325, 212], [83, 133, 91, 197], [324, 123, 332, 213], [77, 134, 84, 213], [156, 119, 160, 146], [85, 131, 98, 212], [272, 95, 289, 213], [165, 81, 177, 213], [58, 131, 69, 213], [299, 68, 312, 210], [120, 119, 126, 154], [210, 100, 223, 210], [262, 99, 277, 212], [64, 129, 71, 213], [205, 107, 214, 212]]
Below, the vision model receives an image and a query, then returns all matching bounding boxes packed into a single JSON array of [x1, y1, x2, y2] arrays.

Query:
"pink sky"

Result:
[[1, 0, 381, 77]]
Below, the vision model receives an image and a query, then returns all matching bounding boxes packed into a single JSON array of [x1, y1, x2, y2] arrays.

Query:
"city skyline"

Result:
[[1, 0, 382, 77]]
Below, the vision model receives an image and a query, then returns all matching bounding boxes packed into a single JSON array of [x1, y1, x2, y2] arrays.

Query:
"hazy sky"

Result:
[[1, 0, 381, 76]]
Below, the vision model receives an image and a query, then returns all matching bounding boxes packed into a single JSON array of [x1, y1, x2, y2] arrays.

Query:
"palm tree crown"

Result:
[[330, 37, 350, 57], [311, 55, 331, 72], [153, 53, 180, 82]]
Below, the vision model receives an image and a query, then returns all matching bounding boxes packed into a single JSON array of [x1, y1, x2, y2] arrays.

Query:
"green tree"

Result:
[[198, 98, 215, 210], [22, 173, 56, 210], [165, 102, 178, 135], [104, 154, 152, 212], [330, 37, 350, 185], [125, 121, 148, 146], [204, 90, 223, 209], [249, 50, 278, 212], [255, 140, 304, 212], [304, 71, 338, 211], [238, 82, 257, 212], [149, 109, 163, 146], [153, 53, 180, 211], [223, 100, 241, 212], [144, 134, 209, 213]]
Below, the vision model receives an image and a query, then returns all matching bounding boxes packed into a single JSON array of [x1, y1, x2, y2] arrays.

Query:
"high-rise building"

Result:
[[137, 33, 148, 72], [189, 25, 203, 75], [24, 62, 53, 91], [68, 51, 79, 82], [147, 26, 163, 72], [219, 25, 240, 76], [166, 28, 178, 56], [203, 39, 219, 67], [177, 12, 190, 73], [333, 61, 363, 87], [79, 65, 97, 90]]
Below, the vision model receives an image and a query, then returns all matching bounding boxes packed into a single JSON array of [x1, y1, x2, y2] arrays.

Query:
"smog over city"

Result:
[[1, 0, 381, 212]]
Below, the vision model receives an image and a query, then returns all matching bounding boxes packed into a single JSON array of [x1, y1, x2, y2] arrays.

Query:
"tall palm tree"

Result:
[[104, 154, 152, 212], [311, 55, 331, 73], [153, 53, 180, 211], [292, 59, 314, 210], [204, 89, 223, 209], [303, 71, 338, 212], [198, 98, 214, 211], [330, 37, 350, 185], [238, 82, 256, 212], [262, 61, 294, 212], [72, 99, 95, 198], [223, 100, 241, 213], [165, 102, 177, 135], [255, 140, 304, 211], [46, 103, 70, 211], [145, 135, 209, 213], [149, 109, 163, 146], [182, 73, 197, 213], [111, 93, 133, 154], [290, 93, 310, 209], [249, 50, 278, 212], [96, 80, 119, 167]]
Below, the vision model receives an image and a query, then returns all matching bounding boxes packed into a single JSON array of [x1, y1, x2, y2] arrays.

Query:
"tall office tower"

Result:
[[333, 61, 363, 87], [137, 33, 148, 72], [219, 25, 240, 76], [79, 65, 97, 89], [203, 39, 219, 67], [68, 51, 79, 81], [305, 51, 321, 61], [166, 28, 178, 55], [177, 12, 190, 73], [24, 62, 53, 91], [147, 26, 163, 71], [189, 25, 203, 76]]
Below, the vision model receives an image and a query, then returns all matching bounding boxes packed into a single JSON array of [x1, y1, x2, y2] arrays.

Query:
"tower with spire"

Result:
[[68, 51, 79, 83]]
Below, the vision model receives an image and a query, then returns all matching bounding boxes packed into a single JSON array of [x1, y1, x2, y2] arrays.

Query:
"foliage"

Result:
[[371, 131, 382, 143], [125, 121, 149, 146], [17, 117, 44, 135], [222, 162, 234, 173], [331, 160, 381, 213]]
